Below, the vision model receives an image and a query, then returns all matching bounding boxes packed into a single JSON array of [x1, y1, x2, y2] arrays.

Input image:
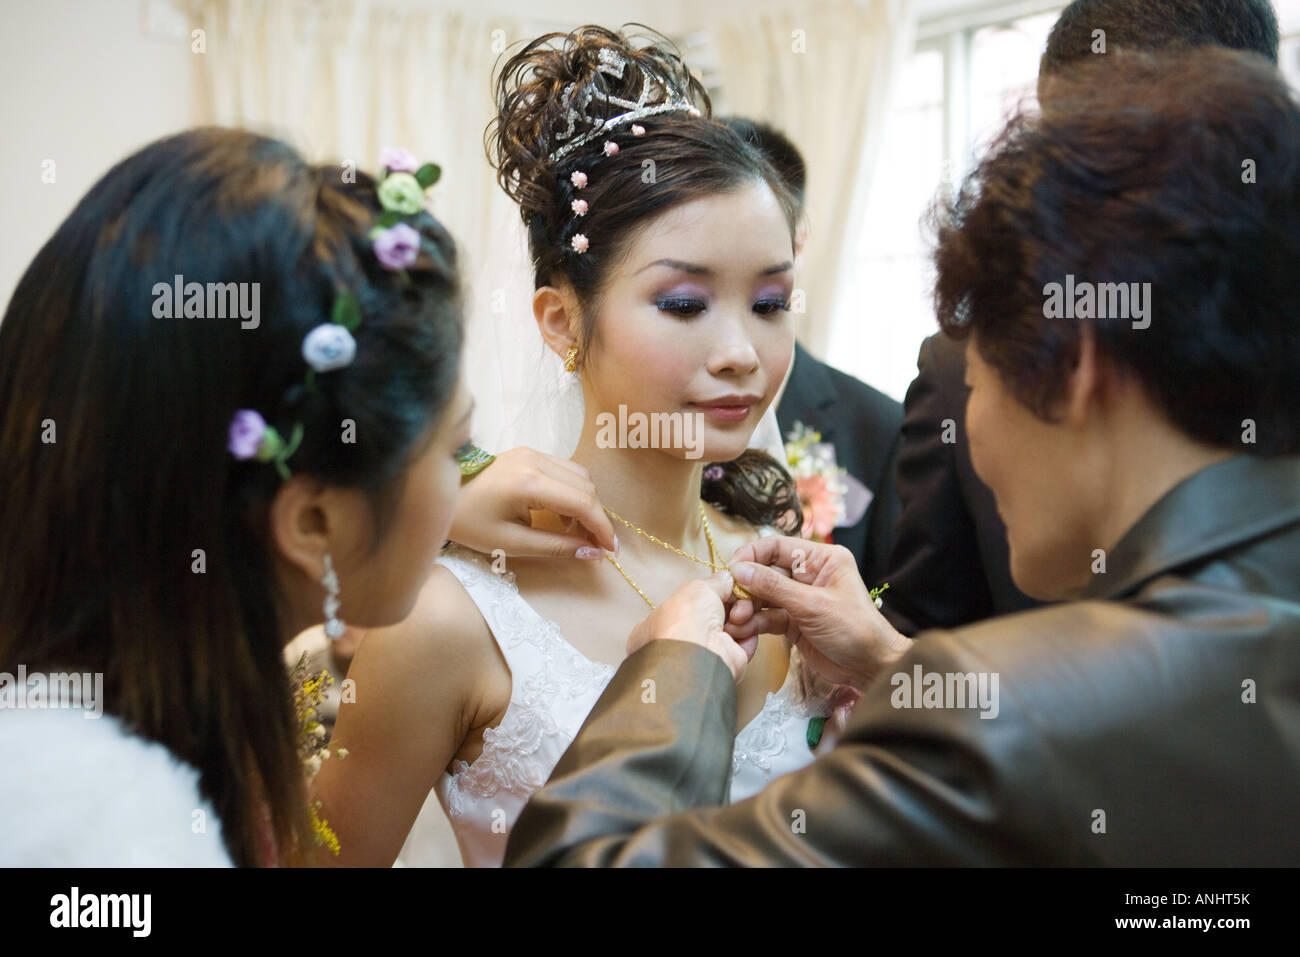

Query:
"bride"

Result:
[[313, 25, 839, 867]]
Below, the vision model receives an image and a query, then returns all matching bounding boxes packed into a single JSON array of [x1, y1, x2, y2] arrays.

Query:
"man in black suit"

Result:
[[725, 118, 903, 590], [882, 0, 1282, 636]]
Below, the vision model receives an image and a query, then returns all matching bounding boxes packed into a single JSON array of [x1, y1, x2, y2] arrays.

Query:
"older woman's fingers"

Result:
[[724, 608, 790, 641]]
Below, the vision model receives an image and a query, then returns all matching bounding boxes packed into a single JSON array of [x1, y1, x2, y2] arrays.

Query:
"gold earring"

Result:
[[563, 345, 579, 373]]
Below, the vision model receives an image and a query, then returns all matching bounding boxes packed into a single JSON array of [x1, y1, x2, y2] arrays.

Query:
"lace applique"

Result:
[[731, 681, 807, 777], [731, 646, 833, 780], [443, 701, 557, 818], [439, 546, 615, 819]]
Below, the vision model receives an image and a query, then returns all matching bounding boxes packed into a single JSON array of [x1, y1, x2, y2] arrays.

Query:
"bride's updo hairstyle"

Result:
[[488, 24, 802, 533], [0, 128, 462, 865]]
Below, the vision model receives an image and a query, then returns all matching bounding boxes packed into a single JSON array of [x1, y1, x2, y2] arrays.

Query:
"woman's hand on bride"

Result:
[[447, 446, 619, 559], [625, 572, 753, 683]]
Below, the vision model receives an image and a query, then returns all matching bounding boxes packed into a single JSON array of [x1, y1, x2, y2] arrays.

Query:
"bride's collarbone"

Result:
[[504, 541, 792, 725], [509, 554, 654, 666]]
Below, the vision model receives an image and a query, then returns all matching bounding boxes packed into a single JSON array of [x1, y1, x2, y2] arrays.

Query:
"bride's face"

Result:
[[582, 180, 795, 463]]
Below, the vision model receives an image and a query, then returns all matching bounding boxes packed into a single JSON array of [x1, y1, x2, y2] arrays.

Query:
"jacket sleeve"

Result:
[[504, 634, 1066, 867]]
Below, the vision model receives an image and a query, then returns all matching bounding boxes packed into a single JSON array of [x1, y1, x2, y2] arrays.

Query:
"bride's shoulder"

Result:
[[347, 559, 503, 715]]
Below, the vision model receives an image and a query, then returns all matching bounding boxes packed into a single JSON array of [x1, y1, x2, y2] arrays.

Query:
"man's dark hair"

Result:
[[1043, 0, 1280, 72], [933, 47, 1300, 455], [722, 116, 808, 210]]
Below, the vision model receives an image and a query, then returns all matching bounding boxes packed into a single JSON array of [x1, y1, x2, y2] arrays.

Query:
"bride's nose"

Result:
[[705, 312, 760, 377]]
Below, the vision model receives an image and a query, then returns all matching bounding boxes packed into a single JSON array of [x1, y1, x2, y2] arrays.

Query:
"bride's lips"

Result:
[[692, 394, 760, 423]]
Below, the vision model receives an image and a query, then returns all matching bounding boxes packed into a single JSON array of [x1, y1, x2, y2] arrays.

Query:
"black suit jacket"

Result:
[[883, 333, 1040, 635], [506, 454, 1300, 866], [776, 342, 903, 590]]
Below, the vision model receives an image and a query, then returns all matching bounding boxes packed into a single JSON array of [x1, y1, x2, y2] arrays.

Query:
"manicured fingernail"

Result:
[[734, 562, 755, 585], [613, 534, 620, 553], [576, 546, 602, 560]]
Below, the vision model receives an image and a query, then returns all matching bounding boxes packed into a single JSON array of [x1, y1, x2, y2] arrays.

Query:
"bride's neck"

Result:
[[570, 427, 707, 552]]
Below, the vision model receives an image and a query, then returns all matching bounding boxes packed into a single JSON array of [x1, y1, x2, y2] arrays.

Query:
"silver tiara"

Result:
[[547, 47, 701, 164]]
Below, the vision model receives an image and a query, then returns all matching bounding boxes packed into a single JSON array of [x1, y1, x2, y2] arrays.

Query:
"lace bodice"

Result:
[[402, 544, 828, 868]]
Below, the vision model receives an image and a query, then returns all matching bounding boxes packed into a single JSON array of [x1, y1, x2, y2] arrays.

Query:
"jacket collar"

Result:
[[1081, 454, 1300, 601], [789, 342, 839, 416]]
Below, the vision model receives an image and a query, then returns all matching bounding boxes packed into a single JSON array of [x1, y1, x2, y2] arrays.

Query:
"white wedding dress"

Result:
[[410, 542, 829, 868]]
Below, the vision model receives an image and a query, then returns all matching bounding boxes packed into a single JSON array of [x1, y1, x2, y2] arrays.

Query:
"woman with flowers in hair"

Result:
[[0, 130, 467, 865]]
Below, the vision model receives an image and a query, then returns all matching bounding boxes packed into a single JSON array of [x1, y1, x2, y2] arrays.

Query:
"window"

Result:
[[824, 45, 948, 404], [827, 0, 1300, 402], [827, 6, 1063, 400]]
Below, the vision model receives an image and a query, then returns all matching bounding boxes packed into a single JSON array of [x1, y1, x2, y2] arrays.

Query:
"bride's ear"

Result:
[[533, 284, 580, 360]]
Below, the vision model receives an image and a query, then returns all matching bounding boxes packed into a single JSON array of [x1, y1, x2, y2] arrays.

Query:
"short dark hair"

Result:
[[1042, 0, 1280, 72], [933, 47, 1300, 455], [722, 117, 808, 211]]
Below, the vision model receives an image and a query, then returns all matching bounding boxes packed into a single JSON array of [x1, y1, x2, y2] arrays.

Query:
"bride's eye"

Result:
[[753, 298, 790, 316], [657, 297, 707, 318]]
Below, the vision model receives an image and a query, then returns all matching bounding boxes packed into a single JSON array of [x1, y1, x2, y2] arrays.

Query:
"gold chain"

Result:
[[602, 501, 723, 608], [603, 502, 721, 570]]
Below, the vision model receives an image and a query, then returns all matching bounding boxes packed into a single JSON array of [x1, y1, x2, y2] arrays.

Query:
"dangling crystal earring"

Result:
[[563, 345, 579, 373], [321, 554, 344, 640]]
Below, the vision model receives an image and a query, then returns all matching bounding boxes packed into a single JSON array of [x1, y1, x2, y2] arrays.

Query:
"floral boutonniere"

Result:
[[291, 651, 348, 857], [784, 422, 872, 543]]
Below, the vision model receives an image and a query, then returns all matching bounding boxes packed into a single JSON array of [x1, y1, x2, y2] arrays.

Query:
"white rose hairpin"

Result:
[[227, 147, 441, 479]]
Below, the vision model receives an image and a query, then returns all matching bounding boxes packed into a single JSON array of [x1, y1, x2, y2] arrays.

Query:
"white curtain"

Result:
[[709, 0, 917, 358], [195, 0, 542, 451]]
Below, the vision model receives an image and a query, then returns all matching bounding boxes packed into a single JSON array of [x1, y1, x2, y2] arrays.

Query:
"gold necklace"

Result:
[[603, 501, 722, 608]]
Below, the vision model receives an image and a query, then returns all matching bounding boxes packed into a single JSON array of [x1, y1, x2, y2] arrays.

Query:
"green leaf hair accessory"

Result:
[[331, 289, 362, 331]]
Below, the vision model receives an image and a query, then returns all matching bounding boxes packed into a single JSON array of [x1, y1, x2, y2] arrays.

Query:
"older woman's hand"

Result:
[[726, 537, 912, 691]]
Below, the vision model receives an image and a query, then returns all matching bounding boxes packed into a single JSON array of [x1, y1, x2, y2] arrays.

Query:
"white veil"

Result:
[[460, 200, 585, 458]]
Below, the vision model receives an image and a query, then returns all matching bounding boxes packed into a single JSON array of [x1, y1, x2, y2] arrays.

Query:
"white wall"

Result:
[[0, 0, 204, 306], [0, 0, 709, 308]]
